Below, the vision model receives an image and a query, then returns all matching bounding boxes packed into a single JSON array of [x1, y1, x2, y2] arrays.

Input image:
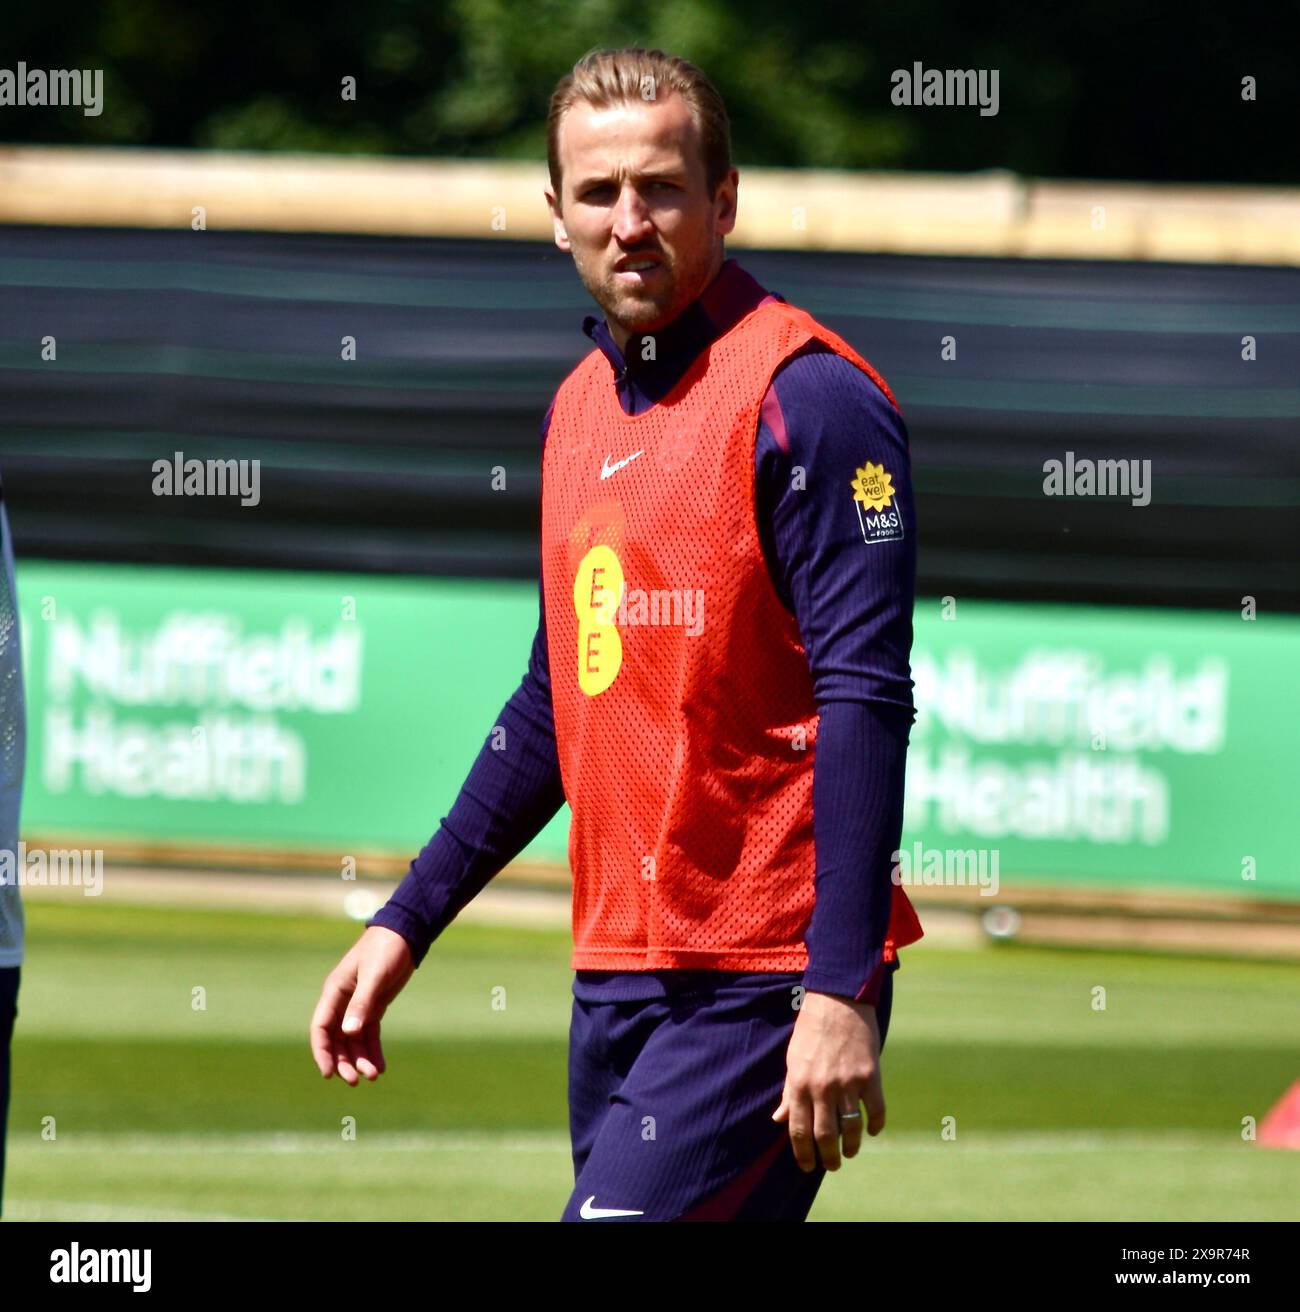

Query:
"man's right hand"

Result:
[[310, 924, 415, 1086]]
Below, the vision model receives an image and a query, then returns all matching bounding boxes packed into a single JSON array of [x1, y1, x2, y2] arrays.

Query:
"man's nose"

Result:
[[611, 183, 653, 243]]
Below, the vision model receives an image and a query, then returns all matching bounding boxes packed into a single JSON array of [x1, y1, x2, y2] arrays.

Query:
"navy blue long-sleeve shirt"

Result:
[[369, 258, 917, 1007]]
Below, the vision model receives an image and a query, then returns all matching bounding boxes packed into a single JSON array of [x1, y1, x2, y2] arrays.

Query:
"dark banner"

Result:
[[1, 227, 1296, 609], [0, 1220, 1286, 1278]]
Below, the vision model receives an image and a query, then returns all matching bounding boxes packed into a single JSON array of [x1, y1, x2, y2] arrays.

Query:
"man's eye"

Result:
[[580, 181, 675, 200]]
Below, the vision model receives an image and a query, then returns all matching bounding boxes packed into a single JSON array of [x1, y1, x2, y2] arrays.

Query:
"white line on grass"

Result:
[[13, 1129, 1250, 1157], [4, 1199, 288, 1222], [17, 1130, 572, 1156]]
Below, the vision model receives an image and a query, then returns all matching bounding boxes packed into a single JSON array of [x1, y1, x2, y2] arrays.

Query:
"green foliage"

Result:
[[2, 3, 1296, 189]]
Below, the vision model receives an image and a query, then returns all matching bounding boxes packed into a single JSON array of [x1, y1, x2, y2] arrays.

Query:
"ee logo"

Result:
[[574, 545, 624, 696]]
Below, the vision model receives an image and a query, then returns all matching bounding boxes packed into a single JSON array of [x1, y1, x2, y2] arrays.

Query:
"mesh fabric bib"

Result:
[[542, 297, 923, 971]]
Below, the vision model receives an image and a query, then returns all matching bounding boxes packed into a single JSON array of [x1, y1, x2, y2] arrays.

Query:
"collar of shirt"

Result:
[[581, 257, 780, 416]]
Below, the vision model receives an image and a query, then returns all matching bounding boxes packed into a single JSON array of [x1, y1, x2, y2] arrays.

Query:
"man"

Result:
[[0, 470, 26, 1219], [311, 46, 923, 1222]]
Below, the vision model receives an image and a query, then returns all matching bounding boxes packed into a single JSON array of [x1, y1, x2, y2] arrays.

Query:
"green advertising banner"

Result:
[[903, 601, 1298, 897], [12, 560, 1300, 898], [14, 562, 570, 862]]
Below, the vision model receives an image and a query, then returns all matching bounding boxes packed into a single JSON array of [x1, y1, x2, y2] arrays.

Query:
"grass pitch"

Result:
[[6, 900, 1298, 1221]]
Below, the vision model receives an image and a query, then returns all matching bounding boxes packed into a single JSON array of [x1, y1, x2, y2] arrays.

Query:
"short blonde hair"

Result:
[[547, 46, 733, 200]]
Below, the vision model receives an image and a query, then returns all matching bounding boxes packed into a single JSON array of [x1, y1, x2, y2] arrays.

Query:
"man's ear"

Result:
[[715, 167, 739, 238], [545, 187, 571, 252]]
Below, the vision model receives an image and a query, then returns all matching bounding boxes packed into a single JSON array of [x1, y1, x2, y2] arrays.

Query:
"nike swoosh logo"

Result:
[[600, 450, 644, 480], [579, 1194, 644, 1219]]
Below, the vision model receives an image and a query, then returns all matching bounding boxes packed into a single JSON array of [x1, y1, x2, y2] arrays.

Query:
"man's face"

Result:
[[546, 91, 738, 351]]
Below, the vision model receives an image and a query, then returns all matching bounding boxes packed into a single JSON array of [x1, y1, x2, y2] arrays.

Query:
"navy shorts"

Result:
[[562, 963, 896, 1221], [0, 966, 19, 1218]]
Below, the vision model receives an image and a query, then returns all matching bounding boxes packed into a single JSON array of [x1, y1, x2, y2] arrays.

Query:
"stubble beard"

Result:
[[572, 236, 719, 344]]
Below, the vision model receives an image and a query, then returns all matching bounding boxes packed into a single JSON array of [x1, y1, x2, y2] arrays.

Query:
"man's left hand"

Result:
[[771, 989, 884, 1172]]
